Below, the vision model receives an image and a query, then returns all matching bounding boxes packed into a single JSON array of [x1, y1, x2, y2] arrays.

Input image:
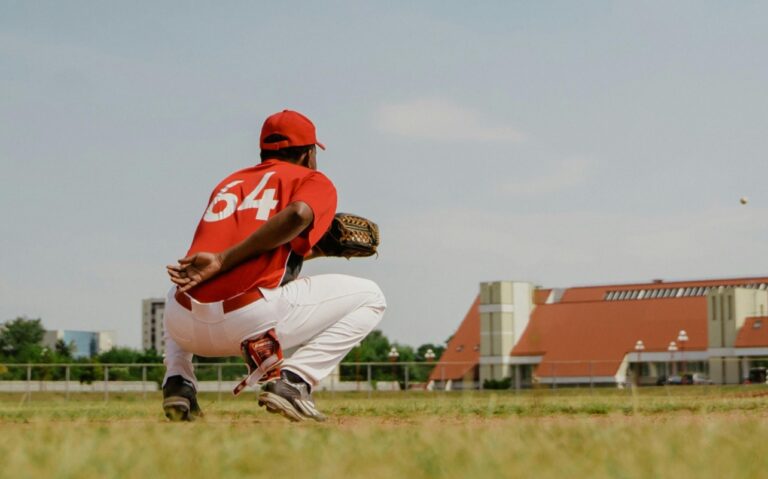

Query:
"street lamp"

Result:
[[423, 348, 436, 391], [668, 341, 678, 377], [388, 346, 400, 362], [424, 348, 436, 362], [634, 340, 645, 387], [677, 330, 689, 375], [388, 346, 399, 389]]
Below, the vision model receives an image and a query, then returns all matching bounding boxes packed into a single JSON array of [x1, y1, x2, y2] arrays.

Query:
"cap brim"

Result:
[[316, 141, 326, 150]]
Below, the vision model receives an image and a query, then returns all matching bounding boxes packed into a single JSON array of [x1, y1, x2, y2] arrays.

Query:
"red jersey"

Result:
[[186, 159, 337, 302]]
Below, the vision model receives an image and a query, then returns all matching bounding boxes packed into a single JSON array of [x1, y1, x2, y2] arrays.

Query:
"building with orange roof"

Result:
[[430, 276, 768, 388], [427, 297, 480, 388]]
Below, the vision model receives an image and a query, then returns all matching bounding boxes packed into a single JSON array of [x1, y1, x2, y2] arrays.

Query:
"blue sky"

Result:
[[1, 1, 766, 348]]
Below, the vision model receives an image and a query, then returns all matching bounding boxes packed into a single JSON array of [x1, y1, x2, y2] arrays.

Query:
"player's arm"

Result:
[[168, 201, 314, 292]]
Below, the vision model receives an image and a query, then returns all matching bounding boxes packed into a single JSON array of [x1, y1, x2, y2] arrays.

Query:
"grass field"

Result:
[[2, 387, 768, 479]]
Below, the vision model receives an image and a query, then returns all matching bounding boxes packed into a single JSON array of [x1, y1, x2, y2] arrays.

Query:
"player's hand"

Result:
[[167, 252, 223, 292]]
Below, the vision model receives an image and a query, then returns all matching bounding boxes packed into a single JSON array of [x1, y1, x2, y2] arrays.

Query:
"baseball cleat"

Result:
[[163, 375, 203, 422], [257, 370, 326, 422]]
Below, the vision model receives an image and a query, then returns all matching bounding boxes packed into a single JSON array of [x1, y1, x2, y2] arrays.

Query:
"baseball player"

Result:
[[163, 110, 386, 422]]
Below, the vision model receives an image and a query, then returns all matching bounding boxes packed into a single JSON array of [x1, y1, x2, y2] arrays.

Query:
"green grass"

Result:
[[2, 387, 768, 479]]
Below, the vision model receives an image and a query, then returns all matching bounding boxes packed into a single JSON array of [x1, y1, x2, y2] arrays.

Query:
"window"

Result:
[[727, 295, 733, 321], [753, 320, 762, 330], [721, 295, 726, 321]]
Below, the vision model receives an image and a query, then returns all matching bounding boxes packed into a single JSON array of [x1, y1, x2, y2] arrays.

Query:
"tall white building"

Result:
[[142, 298, 166, 353]]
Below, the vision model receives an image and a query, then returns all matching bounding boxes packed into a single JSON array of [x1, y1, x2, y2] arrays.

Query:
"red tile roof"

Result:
[[533, 289, 552, 305], [735, 317, 768, 348], [429, 296, 480, 381], [434, 276, 768, 381], [512, 297, 707, 377], [560, 276, 768, 303]]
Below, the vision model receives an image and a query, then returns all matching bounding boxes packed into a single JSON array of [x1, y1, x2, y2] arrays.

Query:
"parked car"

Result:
[[665, 375, 689, 385], [657, 373, 713, 385], [690, 373, 714, 385], [746, 367, 767, 384]]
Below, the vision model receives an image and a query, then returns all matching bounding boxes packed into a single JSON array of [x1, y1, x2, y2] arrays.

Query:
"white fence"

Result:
[[2, 357, 760, 401], [0, 361, 439, 400]]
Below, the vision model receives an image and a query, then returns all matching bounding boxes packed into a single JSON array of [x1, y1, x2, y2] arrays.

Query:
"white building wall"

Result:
[[41, 330, 63, 350], [479, 281, 534, 383], [97, 331, 115, 354], [512, 282, 533, 344], [708, 287, 768, 384]]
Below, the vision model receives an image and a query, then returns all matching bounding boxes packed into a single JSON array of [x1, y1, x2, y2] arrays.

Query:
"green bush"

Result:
[[483, 378, 512, 390]]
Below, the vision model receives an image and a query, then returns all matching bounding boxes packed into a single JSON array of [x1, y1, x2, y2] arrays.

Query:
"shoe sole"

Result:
[[163, 396, 191, 422], [292, 398, 327, 422], [257, 392, 305, 422]]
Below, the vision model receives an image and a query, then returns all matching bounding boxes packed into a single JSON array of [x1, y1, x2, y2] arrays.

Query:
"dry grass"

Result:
[[1, 387, 768, 479]]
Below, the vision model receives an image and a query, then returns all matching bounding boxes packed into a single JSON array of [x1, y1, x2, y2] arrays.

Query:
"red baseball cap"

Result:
[[260, 110, 326, 151]]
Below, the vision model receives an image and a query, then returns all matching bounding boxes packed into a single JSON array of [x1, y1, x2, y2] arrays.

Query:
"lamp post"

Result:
[[388, 346, 399, 390], [424, 348, 436, 362], [423, 349, 436, 391], [668, 341, 678, 377], [634, 340, 645, 387], [677, 330, 689, 376]]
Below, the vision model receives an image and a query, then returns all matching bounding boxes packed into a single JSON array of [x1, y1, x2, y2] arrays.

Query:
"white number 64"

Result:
[[203, 172, 278, 222]]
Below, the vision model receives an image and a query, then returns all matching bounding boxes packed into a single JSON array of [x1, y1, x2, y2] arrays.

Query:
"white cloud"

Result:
[[375, 98, 525, 143], [499, 157, 595, 196]]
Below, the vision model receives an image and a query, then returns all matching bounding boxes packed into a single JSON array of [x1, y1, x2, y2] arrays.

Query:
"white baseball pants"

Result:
[[162, 274, 386, 388]]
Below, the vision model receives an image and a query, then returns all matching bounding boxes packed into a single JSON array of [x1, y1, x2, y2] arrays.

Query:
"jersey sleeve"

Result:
[[289, 171, 338, 255]]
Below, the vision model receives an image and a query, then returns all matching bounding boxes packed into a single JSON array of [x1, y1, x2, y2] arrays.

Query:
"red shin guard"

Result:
[[232, 329, 283, 396]]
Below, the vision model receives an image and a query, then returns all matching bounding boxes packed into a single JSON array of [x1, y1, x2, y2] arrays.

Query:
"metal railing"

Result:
[[0, 356, 763, 401], [0, 361, 449, 401]]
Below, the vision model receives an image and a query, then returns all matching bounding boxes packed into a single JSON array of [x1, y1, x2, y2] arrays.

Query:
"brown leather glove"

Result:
[[314, 213, 380, 258]]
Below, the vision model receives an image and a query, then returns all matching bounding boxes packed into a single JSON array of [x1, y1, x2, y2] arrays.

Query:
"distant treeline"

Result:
[[0, 317, 445, 384]]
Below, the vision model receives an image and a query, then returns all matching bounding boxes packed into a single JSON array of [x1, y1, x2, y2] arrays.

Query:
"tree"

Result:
[[97, 347, 145, 364], [0, 316, 45, 361], [138, 349, 164, 364], [342, 330, 391, 363], [54, 339, 74, 359]]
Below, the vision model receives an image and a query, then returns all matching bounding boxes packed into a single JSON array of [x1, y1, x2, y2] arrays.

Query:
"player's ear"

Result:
[[298, 149, 312, 169], [307, 146, 317, 170]]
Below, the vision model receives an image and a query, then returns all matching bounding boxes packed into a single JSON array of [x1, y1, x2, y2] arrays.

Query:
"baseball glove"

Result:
[[314, 213, 380, 258]]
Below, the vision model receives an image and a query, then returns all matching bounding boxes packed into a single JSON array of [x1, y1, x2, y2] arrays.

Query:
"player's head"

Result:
[[259, 110, 324, 170]]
